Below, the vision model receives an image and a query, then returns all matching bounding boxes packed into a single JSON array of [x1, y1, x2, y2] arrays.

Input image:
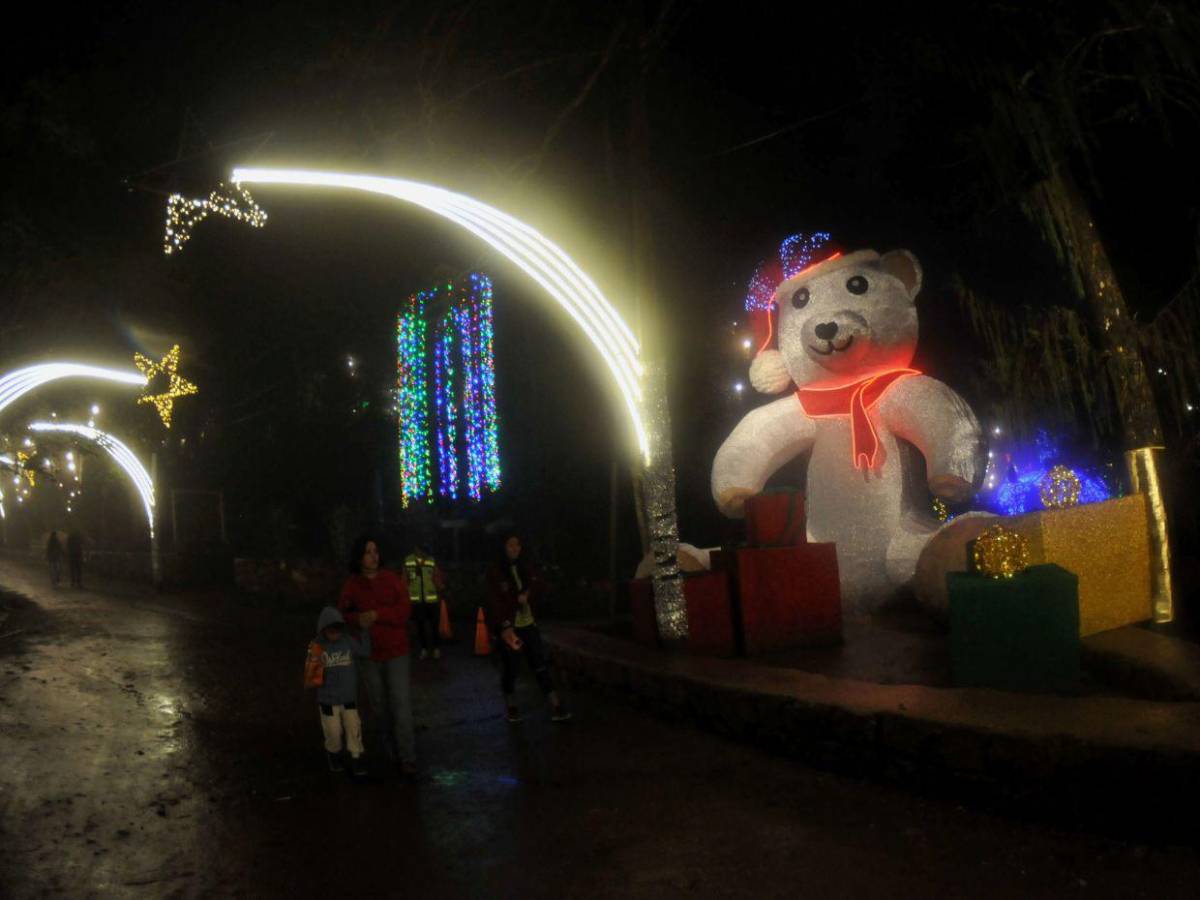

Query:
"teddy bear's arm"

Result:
[[878, 375, 985, 501], [711, 395, 816, 517]]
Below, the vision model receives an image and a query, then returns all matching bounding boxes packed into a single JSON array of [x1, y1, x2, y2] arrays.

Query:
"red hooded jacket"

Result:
[[337, 568, 411, 661]]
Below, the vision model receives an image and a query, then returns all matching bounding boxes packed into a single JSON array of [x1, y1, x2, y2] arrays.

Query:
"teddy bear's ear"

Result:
[[749, 349, 792, 394], [880, 250, 922, 298]]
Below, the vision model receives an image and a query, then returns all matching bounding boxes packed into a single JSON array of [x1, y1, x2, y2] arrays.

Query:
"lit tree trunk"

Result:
[[1026, 159, 1173, 622], [1026, 164, 1162, 447], [641, 362, 686, 642], [629, 8, 686, 642]]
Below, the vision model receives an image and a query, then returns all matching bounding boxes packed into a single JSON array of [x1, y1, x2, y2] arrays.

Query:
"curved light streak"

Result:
[[29, 422, 155, 537], [232, 167, 650, 463], [0, 363, 147, 416]]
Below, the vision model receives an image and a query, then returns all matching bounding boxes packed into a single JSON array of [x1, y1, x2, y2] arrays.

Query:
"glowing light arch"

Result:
[[29, 422, 155, 537], [0, 363, 147, 416], [232, 167, 650, 463]]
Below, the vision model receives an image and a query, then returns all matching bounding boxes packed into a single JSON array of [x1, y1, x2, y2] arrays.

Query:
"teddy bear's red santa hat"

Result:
[[744, 232, 843, 353]]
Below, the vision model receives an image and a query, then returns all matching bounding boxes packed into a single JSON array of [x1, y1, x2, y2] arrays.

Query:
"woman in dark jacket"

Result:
[[485, 535, 570, 723]]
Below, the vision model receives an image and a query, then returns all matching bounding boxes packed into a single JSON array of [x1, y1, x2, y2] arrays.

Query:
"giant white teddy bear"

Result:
[[711, 248, 985, 612]]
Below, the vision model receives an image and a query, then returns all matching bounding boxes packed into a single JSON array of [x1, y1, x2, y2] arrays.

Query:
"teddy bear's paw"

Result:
[[929, 473, 974, 503], [749, 350, 791, 394], [716, 487, 754, 517]]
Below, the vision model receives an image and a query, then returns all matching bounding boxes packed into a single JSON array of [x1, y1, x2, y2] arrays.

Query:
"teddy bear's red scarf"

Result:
[[796, 369, 920, 470]]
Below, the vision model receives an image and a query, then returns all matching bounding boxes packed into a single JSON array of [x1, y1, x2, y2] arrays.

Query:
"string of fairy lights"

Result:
[[433, 315, 459, 498], [398, 292, 433, 501], [397, 273, 502, 507], [743, 231, 836, 313], [163, 182, 267, 255]]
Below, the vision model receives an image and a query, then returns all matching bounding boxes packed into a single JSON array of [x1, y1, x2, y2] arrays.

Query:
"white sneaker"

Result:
[[432, 648, 441, 660], [419, 649, 428, 660]]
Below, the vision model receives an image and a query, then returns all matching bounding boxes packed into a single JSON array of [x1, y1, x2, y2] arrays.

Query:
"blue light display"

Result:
[[975, 429, 1113, 516], [743, 231, 837, 312], [780, 231, 834, 279]]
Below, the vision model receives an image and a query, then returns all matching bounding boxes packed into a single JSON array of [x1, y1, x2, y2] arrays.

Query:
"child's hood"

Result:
[[316, 606, 345, 635]]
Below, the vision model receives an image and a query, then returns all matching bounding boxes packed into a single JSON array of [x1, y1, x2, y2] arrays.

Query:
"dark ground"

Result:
[[2, 558, 1199, 899]]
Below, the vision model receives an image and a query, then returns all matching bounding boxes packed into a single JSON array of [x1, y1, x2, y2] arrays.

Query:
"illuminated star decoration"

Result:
[[134, 345, 198, 428], [163, 182, 267, 255]]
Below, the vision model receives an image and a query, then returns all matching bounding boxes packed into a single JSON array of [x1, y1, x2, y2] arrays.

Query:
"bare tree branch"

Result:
[[518, 16, 627, 181]]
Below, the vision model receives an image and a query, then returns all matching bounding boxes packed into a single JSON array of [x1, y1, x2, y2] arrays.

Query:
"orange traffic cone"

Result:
[[438, 598, 454, 640], [473, 607, 492, 656]]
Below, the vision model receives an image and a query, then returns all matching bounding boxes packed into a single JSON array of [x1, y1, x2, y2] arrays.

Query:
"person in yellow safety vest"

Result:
[[405, 546, 446, 660]]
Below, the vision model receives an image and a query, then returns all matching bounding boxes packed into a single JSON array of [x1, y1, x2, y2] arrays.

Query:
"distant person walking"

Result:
[[405, 544, 446, 660], [46, 531, 64, 588], [485, 535, 570, 723], [66, 530, 84, 588], [337, 535, 418, 778]]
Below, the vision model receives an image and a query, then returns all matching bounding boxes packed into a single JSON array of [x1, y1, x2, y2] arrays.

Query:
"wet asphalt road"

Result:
[[2, 558, 1199, 899]]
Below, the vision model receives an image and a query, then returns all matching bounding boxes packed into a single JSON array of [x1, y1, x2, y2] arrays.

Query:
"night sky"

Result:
[[3, 2, 1197, 578]]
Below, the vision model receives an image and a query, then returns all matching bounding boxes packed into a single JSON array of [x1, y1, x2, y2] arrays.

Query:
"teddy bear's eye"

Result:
[[846, 275, 869, 295], [790, 287, 810, 309]]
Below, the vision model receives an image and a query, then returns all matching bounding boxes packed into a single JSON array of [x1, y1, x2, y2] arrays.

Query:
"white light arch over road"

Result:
[[232, 167, 650, 463], [29, 422, 155, 537], [0, 363, 147, 416]]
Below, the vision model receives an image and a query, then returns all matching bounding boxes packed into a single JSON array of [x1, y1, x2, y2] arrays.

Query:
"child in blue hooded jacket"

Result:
[[309, 606, 371, 775]]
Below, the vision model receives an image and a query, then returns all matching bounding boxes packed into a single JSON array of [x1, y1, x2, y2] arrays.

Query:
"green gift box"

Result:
[[948, 564, 1080, 693]]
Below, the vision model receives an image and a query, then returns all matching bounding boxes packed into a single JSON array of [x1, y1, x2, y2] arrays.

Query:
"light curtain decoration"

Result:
[[397, 274, 501, 506]]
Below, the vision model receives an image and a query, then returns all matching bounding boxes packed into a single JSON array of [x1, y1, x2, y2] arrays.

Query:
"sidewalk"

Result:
[[542, 621, 1200, 839]]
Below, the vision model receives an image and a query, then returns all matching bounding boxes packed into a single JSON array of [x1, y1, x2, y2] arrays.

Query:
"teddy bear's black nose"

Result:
[[814, 322, 839, 340]]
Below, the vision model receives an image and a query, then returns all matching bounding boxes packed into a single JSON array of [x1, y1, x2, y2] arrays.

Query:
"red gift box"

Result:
[[744, 491, 806, 547], [681, 571, 736, 656], [733, 544, 841, 653], [627, 572, 738, 657]]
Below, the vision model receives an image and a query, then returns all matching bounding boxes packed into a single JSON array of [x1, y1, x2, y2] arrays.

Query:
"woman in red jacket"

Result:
[[486, 535, 570, 723], [336, 535, 416, 776]]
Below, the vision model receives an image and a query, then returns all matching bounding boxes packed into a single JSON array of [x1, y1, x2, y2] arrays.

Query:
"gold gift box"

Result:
[[1008, 494, 1152, 637]]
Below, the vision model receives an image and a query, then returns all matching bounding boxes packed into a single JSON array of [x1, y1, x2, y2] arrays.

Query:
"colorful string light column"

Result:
[[473, 273, 501, 495], [433, 317, 458, 500], [396, 274, 502, 506], [457, 274, 502, 500], [397, 293, 433, 506]]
